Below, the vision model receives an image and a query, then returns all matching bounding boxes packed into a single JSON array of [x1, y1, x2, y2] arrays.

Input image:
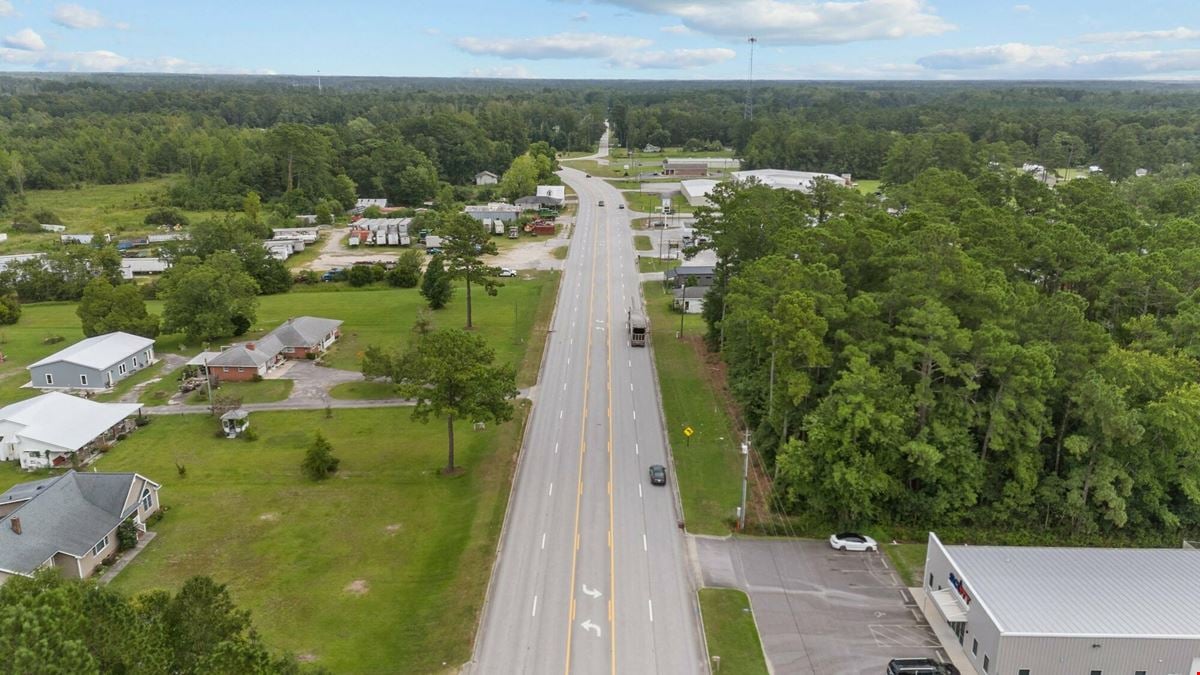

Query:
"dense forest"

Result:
[[695, 163, 1200, 542]]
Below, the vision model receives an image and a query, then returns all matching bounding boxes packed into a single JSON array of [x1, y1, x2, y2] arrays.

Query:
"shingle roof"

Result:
[[942, 539, 1200, 638], [207, 317, 341, 368], [29, 332, 155, 371], [0, 471, 156, 575], [0, 393, 141, 451]]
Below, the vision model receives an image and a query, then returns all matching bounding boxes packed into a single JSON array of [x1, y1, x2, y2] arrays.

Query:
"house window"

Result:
[[91, 534, 109, 557], [972, 639, 978, 655], [237, 367, 244, 373], [132, 356, 139, 367], [44, 373, 53, 385], [118, 363, 127, 375], [1134, 671, 1146, 675], [144, 349, 152, 362], [79, 374, 88, 386], [927, 573, 933, 587], [1088, 671, 1100, 675], [222, 367, 229, 373], [982, 655, 989, 672], [1018, 670, 1030, 675], [140, 487, 153, 511]]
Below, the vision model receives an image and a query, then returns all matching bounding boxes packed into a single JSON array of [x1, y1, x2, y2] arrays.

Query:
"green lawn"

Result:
[[102, 405, 528, 672], [622, 191, 689, 215], [855, 179, 882, 195], [638, 257, 680, 273], [93, 361, 167, 402], [20, 176, 225, 241], [282, 234, 327, 269], [328, 381, 397, 400], [645, 284, 741, 534], [633, 235, 653, 251], [186, 379, 294, 405], [551, 245, 569, 260], [884, 542, 929, 587], [699, 589, 768, 675]]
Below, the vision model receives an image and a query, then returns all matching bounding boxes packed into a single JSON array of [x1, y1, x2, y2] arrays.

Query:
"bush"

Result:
[[41, 335, 65, 345], [116, 519, 138, 551], [301, 431, 339, 480], [251, 374, 263, 382], [346, 264, 375, 287], [305, 352, 317, 360], [32, 209, 61, 225], [388, 248, 423, 288], [143, 207, 189, 227], [241, 428, 258, 442], [135, 415, 151, 427]]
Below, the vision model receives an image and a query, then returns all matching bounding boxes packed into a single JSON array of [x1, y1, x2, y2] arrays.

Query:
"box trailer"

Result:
[[628, 310, 648, 347]]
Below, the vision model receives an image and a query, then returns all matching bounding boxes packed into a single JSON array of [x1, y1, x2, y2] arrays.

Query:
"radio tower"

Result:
[[744, 36, 758, 121]]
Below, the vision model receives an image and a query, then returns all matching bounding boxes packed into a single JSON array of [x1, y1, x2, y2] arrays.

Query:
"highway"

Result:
[[471, 130, 706, 674]]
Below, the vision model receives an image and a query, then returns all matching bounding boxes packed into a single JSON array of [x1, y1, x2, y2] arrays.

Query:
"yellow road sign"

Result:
[[683, 426, 694, 438]]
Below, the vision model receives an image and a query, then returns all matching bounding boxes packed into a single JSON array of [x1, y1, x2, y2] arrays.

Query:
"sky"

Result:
[[0, 1, 1199, 80]]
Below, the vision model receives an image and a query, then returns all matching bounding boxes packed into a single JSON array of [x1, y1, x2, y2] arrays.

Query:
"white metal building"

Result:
[[924, 532, 1200, 675]]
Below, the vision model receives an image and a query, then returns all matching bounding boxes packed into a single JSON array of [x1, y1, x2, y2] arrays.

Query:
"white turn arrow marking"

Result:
[[582, 584, 602, 599], [581, 620, 602, 638]]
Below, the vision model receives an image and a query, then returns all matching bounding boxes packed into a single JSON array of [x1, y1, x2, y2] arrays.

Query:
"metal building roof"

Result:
[[942, 539, 1200, 638], [29, 332, 155, 371]]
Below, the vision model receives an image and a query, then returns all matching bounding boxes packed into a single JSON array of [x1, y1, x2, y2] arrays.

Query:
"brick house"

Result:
[[206, 316, 343, 383]]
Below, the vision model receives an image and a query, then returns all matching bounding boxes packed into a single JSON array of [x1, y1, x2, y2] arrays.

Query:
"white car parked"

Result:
[[498, 268, 517, 278], [829, 532, 878, 552]]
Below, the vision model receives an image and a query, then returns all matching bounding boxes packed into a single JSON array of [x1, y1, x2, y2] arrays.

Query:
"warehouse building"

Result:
[[923, 532, 1200, 675]]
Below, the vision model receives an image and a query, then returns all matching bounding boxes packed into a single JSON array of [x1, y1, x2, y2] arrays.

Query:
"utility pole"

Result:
[[204, 356, 215, 415], [744, 37, 758, 121], [738, 430, 751, 530]]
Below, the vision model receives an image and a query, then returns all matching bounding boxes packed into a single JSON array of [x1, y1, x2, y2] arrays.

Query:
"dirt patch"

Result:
[[384, 524, 402, 535], [258, 512, 279, 522], [343, 579, 369, 595], [296, 653, 317, 663]]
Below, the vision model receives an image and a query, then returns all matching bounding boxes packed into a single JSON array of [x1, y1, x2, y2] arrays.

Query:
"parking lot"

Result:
[[693, 537, 950, 674]]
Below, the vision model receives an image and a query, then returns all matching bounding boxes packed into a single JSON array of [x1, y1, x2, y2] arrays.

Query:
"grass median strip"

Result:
[[884, 542, 928, 587], [699, 589, 769, 675], [633, 235, 653, 251], [645, 283, 741, 535]]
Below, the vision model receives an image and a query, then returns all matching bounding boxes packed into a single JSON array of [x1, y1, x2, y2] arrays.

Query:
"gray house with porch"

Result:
[[28, 332, 156, 391]]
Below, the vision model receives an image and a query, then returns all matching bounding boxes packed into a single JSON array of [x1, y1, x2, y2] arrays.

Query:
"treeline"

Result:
[[696, 168, 1200, 540], [0, 76, 607, 213]]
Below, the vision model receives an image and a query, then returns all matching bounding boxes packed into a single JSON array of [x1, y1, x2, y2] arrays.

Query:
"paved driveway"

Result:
[[276, 360, 364, 403], [694, 536, 947, 675]]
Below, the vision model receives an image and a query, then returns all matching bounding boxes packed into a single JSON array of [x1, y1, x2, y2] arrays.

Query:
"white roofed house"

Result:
[[351, 198, 387, 215], [464, 203, 522, 223], [535, 185, 566, 203], [475, 170, 499, 185], [28, 332, 156, 392], [0, 393, 143, 470]]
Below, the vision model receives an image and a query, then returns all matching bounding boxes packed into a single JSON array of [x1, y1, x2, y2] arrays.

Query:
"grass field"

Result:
[[186, 379, 293, 405], [638, 257, 680, 273], [623, 191, 689, 215], [21, 177, 225, 240], [645, 284, 741, 534], [633, 235, 653, 251], [102, 405, 528, 673], [93, 361, 167, 402], [551, 245, 569, 260], [699, 589, 768, 675], [855, 179, 882, 195], [884, 542, 928, 587], [328, 381, 397, 400]]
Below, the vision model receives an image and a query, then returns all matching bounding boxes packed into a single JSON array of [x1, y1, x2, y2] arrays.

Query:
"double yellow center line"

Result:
[[562, 191, 618, 675]]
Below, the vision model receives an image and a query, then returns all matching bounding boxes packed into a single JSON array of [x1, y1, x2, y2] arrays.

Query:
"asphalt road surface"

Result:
[[471, 133, 706, 674]]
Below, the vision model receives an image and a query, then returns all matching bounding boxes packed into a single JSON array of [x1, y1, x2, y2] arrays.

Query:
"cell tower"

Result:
[[744, 37, 758, 121]]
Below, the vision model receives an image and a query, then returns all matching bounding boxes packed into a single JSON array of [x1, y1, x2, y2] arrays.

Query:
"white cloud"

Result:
[[917, 43, 1068, 70], [613, 47, 736, 69], [422, 27, 441, 36], [660, 24, 690, 34], [1080, 26, 1200, 44], [572, 11, 590, 22], [51, 4, 126, 30], [467, 65, 535, 78], [3, 28, 45, 52], [0, 1, 15, 17], [455, 32, 651, 60], [1013, 4, 1032, 12], [594, 0, 954, 45], [0, 47, 274, 74], [916, 42, 1200, 79]]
